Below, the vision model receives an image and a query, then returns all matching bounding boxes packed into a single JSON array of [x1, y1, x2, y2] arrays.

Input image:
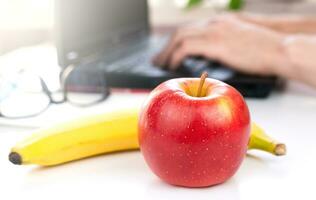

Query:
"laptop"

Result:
[[55, 0, 278, 98]]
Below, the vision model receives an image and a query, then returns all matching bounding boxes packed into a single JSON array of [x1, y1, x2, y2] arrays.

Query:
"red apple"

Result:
[[138, 74, 250, 187]]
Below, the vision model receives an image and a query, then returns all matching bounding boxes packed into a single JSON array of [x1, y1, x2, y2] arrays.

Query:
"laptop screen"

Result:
[[55, 0, 149, 67]]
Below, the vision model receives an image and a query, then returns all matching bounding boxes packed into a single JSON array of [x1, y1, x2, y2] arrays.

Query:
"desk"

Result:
[[1, 81, 316, 200]]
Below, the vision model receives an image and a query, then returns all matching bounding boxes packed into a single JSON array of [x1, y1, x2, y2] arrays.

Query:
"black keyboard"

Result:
[[178, 57, 235, 81], [104, 47, 172, 77], [71, 54, 278, 98]]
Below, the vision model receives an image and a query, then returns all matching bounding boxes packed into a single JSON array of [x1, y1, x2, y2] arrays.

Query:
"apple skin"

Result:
[[138, 78, 250, 187]]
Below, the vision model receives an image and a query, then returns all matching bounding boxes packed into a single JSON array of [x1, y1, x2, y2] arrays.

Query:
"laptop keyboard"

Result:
[[180, 57, 235, 81], [115, 51, 154, 73], [100, 36, 235, 80], [104, 44, 170, 76]]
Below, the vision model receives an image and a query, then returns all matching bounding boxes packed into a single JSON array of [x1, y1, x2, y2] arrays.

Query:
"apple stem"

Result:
[[196, 71, 208, 97]]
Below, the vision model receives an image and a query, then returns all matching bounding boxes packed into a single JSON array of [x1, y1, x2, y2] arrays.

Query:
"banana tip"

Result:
[[274, 144, 286, 156], [9, 152, 22, 165]]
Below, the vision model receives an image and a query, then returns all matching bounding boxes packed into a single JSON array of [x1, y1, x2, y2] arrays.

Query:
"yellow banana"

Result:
[[248, 123, 286, 156], [9, 109, 286, 166], [9, 109, 140, 166]]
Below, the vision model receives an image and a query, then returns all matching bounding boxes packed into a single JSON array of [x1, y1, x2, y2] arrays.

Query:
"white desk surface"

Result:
[[1, 81, 316, 200]]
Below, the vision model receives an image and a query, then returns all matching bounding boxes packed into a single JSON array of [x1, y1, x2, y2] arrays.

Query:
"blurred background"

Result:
[[1, 0, 316, 55], [1, 0, 316, 102]]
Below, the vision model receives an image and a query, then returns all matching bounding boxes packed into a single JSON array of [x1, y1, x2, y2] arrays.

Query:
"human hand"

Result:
[[153, 16, 288, 76]]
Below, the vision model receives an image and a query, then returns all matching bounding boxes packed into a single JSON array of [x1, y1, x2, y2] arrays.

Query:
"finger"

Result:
[[154, 30, 196, 67], [168, 38, 220, 70], [154, 27, 206, 67]]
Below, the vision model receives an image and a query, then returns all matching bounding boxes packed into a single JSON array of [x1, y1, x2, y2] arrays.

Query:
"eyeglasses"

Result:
[[0, 65, 110, 119]]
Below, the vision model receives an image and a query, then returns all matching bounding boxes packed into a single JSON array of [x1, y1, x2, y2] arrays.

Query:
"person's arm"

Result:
[[153, 17, 288, 74], [236, 13, 316, 34], [153, 17, 316, 88], [281, 35, 316, 87]]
